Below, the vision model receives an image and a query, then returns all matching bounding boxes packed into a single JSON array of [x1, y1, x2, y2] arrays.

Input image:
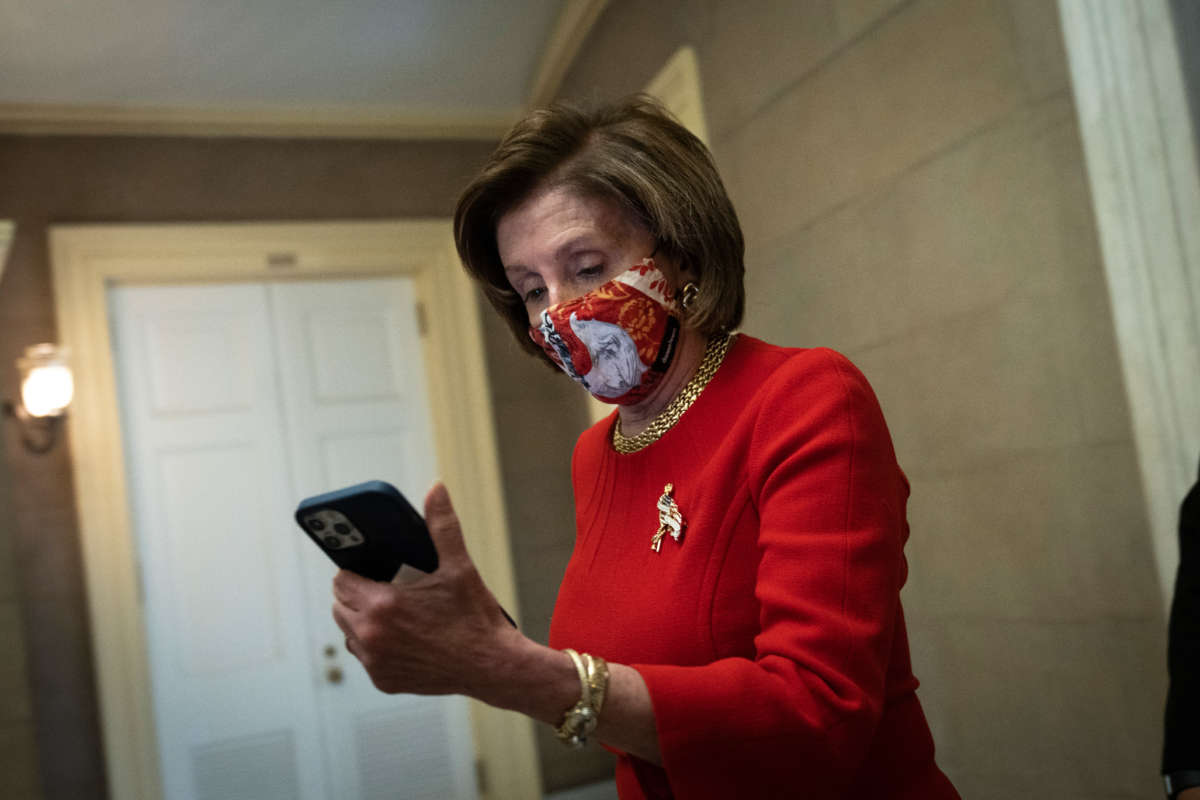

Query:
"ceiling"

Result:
[[0, 0, 607, 139]]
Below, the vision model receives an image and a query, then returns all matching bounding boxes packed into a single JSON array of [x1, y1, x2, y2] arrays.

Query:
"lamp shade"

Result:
[[18, 344, 74, 418]]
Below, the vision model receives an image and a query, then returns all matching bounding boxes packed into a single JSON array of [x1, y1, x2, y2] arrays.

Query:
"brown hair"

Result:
[[454, 95, 745, 362]]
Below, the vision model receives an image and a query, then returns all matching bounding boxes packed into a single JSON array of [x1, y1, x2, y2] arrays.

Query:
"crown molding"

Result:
[[526, 0, 609, 108], [0, 103, 520, 140]]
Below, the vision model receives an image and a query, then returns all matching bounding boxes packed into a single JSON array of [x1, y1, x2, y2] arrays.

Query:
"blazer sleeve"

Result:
[[1164, 457, 1200, 772], [632, 348, 910, 798]]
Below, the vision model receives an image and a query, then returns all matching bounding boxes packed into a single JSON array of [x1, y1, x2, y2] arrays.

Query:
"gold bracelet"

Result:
[[554, 649, 609, 748], [586, 652, 609, 715]]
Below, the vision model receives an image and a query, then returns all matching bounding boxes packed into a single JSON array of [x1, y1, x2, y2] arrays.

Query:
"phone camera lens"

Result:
[[333, 522, 351, 536], [308, 518, 326, 532], [322, 535, 339, 549]]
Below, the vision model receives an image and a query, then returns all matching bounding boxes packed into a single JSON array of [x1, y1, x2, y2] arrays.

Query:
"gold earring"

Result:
[[678, 282, 699, 311]]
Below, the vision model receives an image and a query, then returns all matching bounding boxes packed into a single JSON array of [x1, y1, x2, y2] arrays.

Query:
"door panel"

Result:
[[158, 443, 284, 674], [192, 730, 302, 800], [306, 311, 407, 403], [143, 315, 256, 414], [353, 700, 469, 800]]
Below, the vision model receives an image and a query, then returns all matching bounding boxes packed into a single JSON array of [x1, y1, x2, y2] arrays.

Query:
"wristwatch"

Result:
[[1165, 770, 1200, 799]]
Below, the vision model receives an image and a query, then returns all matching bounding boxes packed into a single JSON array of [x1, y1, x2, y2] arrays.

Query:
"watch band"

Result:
[[1165, 769, 1200, 799]]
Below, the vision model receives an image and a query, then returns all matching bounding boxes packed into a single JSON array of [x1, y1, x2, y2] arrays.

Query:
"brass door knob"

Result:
[[326, 666, 344, 685]]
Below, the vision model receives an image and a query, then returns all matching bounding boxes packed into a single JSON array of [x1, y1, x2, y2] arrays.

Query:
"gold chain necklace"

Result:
[[612, 332, 736, 454]]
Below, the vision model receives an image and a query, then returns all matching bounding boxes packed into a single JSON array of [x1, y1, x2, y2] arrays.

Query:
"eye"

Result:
[[579, 264, 604, 278], [523, 286, 546, 304]]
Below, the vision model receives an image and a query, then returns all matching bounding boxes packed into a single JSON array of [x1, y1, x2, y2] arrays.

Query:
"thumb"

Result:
[[423, 481, 472, 567]]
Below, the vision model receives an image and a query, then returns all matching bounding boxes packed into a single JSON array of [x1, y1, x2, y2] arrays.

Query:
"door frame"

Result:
[[50, 220, 540, 800]]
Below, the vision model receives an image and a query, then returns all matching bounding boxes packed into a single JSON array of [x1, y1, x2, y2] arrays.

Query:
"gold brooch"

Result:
[[652, 483, 685, 552]]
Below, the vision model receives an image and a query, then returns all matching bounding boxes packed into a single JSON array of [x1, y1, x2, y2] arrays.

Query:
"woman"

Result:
[[332, 96, 960, 799]]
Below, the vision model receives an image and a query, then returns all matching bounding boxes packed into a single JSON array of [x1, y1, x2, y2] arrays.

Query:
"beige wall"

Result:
[[0, 440, 42, 800], [557, 0, 1165, 797], [0, 134, 591, 797]]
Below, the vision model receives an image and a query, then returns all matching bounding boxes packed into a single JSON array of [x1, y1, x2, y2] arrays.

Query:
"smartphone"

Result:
[[294, 479, 516, 626], [295, 480, 438, 582]]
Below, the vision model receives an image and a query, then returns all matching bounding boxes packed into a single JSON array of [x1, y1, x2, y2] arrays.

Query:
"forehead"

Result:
[[496, 184, 636, 266]]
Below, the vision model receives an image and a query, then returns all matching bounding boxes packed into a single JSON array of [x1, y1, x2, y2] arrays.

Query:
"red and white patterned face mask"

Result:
[[528, 258, 681, 405]]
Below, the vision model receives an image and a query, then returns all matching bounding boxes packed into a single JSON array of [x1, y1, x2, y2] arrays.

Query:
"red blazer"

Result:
[[549, 335, 959, 799]]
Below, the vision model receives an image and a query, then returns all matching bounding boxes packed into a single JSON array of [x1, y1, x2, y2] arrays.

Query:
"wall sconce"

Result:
[[3, 344, 75, 454]]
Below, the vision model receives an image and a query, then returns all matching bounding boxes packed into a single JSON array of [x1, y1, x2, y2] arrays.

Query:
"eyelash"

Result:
[[523, 265, 604, 304]]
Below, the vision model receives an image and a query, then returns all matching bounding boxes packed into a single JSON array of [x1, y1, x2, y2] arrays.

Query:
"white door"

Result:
[[109, 278, 478, 800]]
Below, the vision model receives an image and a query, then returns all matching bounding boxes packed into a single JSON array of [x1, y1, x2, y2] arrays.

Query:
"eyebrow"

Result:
[[502, 234, 605, 277], [502, 263, 532, 278], [555, 235, 601, 261]]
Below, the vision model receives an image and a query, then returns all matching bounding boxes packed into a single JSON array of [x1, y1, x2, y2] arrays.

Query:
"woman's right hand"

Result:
[[330, 482, 521, 698], [330, 482, 664, 763]]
